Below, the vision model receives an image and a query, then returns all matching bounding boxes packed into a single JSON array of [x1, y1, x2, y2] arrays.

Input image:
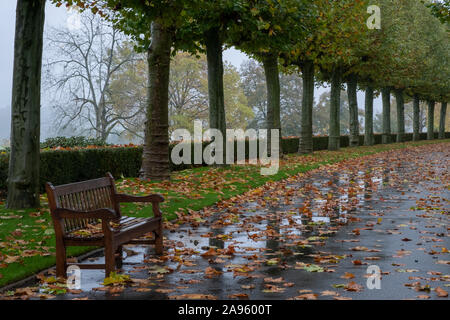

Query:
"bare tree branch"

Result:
[[43, 11, 138, 142]]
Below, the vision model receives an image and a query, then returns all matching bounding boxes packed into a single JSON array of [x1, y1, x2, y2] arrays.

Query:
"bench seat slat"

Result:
[[64, 216, 152, 241]]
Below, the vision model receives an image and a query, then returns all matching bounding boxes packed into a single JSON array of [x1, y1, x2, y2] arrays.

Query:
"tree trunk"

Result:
[[439, 102, 447, 139], [394, 89, 405, 143], [347, 74, 359, 147], [298, 60, 315, 154], [427, 100, 435, 140], [419, 107, 425, 133], [364, 86, 374, 146], [7, 0, 46, 209], [381, 87, 391, 144], [262, 52, 282, 155], [140, 21, 172, 181], [328, 68, 341, 151], [412, 94, 420, 141], [205, 28, 227, 164]]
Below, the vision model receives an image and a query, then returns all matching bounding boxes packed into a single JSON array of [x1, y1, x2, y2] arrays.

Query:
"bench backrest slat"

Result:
[[52, 178, 112, 198], [47, 175, 120, 234]]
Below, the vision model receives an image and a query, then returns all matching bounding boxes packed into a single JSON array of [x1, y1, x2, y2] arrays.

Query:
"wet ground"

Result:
[[4, 143, 450, 300]]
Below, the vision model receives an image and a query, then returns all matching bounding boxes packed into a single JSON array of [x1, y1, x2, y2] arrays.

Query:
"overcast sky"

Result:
[[0, 0, 380, 142]]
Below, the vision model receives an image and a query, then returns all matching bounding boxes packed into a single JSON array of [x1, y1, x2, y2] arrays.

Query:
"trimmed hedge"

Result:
[[0, 153, 7, 195], [40, 147, 143, 188], [40, 136, 107, 149], [0, 132, 449, 195]]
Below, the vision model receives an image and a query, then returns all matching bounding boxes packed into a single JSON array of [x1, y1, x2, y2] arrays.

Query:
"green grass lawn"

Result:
[[0, 139, 448, 288]]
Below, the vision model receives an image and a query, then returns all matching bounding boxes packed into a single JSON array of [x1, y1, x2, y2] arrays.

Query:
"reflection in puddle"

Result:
[[311, 216, 330, 224]]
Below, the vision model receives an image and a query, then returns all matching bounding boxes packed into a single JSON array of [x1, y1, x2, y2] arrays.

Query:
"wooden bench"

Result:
[[46, 173, 164, 278]]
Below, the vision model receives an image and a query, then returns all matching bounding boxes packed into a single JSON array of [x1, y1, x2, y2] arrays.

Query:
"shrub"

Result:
[[281, 138, 299, 154], [0, 153, 8, 196], [40, 136, 108, 149], [40, 147, 143, 190]]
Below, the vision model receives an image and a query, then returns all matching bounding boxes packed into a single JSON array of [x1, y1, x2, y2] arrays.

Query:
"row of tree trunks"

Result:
[[410, 97, 446, 141], [262, 52, 282, 155], [328, 68, 342, 151], [7, 0, 46, 209], [298, 60, 315, 154], [381, 87, 392, 144], [347, 74, 359, 147], [364, 86, 374, 146], [140, 21, 172, 181]]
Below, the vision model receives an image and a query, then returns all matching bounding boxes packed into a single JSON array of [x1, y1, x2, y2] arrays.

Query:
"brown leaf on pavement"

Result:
[[334, 296, 352, 300], [169, 294, 218, 300], [435, 287, 448, 297], [294, 293, 318, 300], [264, 277, 284, 283], [205, 267, 223, 277], [155, 288, 175, 293], [241, 284, 255, 290], [341, 272, 355, 279], [345, 281, 363, 292], [321, 290, 339, 296], [201, 248, 219, 257], [228, 293, 249, 299], [135, 288, 152, 292]]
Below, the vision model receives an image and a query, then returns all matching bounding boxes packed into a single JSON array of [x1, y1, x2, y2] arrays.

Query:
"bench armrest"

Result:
[[53, 208, 118, 220], [115, 193, 164, 203], [115, 193, 164, 219]]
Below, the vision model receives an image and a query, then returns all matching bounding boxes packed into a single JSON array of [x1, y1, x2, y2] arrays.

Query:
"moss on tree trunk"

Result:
[[347, 74, 359, 147], [298, 60, 314, 154], [439, 102, 447, 139], [413, 94, 421, 141], [205, 28, 227, 164], [381, 87, 391, 144], [328, 68, 341, 151], [364, 86, 374, 146], [262, 52, 282, 155], [427, 100, 435, 140], [394, 89, 405, 143], [140, 21, 172, 181], [7, 0, 46, 209]]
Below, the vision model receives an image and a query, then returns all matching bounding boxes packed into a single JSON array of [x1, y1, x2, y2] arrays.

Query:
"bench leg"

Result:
[[55, 240, 67, 278], [154, 229, 163, 255], [104, 243, 116, 277], [115, 245, 123, 269]]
